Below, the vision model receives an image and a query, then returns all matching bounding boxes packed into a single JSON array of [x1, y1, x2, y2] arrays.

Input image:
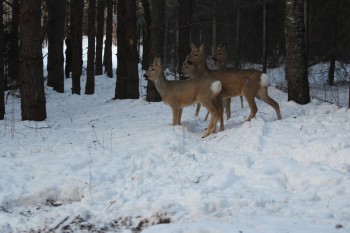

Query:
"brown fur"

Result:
[[145, 57, 223, 137], [184, 43, 282, 122]]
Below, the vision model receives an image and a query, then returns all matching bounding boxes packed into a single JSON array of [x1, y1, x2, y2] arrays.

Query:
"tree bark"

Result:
[[85, 0, 96, 94], [8, 0, 20, 86], [125, 0, 139, 98], [146, 0, 165, 102], [46, 0, 65, 93], [70, 0, 84, 95], [20, 0, 47, 121], [262, 1, 268, 73], [285, 0, 310, 104], [177, 0, 191, 75], [104, 0, 113, 78], [95, 0, 105, 75], [0, 0, 4, 119], [115, 0, 128, 98], [233, 7, 240, 69], [141, 0, 151, 70]]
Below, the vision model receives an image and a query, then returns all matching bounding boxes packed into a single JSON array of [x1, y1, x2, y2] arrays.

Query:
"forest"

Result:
[[0, 0, 349, 121]]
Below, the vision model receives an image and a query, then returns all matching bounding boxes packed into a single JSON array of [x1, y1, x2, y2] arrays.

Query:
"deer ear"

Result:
[[191, 43, 197, 50], [199, 43, 204, 52], [155, 57, 162, 66], [222, 43, 227, 50]]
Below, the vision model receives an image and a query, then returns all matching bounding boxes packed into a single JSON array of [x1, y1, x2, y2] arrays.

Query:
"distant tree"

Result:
[[7, 0, 20, 86], [46, 0, 66, 93], [95, 0, 105, 75], [20, 0, 46, 121], [145, 0, 164, 102], [85, 0, 96, 94], [141, 0, 151, 70], [0, 0, 4, 120], [177, 0, 192, 76], [115, 0, 128, 98], [104, 0, 113, 78], [285, 0, 310, 104], [327, 0, 340, 86], [125, 0, 139, 98], [115, 0, 139, 99], [70, 0, 84, 95]]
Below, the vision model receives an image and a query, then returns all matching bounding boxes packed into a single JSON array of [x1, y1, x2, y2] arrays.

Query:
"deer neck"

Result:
[[154, 73, 169, 97]]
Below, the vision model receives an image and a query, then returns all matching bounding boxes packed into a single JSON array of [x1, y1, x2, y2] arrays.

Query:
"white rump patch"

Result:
[[211, 81, 222, 94], [260, 73, 269, 87]]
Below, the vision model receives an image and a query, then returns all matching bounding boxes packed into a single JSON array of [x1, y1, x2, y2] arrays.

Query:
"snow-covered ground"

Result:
[[1, 42, 350, 232]]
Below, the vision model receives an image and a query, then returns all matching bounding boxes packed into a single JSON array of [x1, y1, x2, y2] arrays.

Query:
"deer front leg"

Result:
[[178, 108, 183, 125], [172, 107, 180, 125]]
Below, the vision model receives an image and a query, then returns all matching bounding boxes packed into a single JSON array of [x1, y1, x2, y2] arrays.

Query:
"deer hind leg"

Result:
[[201, 100, 219, 137], [243, 93, 258, 121], [215, 96, 225, 131], [195, 103, 201, 116], [224, 97, 231, 120], [257, 87, 282, 120]]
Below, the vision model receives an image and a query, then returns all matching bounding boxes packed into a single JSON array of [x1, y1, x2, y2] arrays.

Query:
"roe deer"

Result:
[[185, 43, 282, 122], [211, 43, 244, 119], [144, 57, 223, 138]]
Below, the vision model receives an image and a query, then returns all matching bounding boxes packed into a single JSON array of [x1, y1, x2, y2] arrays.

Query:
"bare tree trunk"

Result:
[[70, 0, 84, 95], [95, 0, 105, 75], [115, 0, 128, 98], [104, 0, 113, 78], [285, 0, 310, 104], [85, 0, 96, 95], [0, 0, 4, 120], [328, 0, 340, 86], [262, 1, 268, 73], [141, 0, 151, 70], [126, 0, 139, 98], [46, 0, 66, 93], [146, 0, 165, 102], [8, 0, 20, 86], [20, 0, 46, 121], [233, 7, 240, 69]]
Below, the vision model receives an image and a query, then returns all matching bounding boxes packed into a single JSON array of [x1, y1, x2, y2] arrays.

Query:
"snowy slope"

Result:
[[0, 43, 350, 232]]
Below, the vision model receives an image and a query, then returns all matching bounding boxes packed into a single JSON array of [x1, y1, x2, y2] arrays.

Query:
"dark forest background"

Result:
[[0, 0, 349, 121]]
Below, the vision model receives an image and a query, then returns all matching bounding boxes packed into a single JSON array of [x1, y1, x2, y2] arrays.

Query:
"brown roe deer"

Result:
[[185, 43, 282, 122], [212, 43, 244, 119], [144, 57, 223, 138]]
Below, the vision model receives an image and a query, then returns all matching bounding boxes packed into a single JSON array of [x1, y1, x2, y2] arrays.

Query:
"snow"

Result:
[[1, 42, 350, 232]]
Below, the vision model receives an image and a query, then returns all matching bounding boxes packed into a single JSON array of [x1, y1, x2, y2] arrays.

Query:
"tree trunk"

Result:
[[125, 0, 139, 98], [85, 0, 96, 94], [70, 0, 84, 95], [233, 7, 240, 69], [141, 0, 151, 70], [115, 0, 128, 98], [177, 0, 191, 75], [328, 0, 340, 86], [262, 1, 268, 73], [95, 0, 105, 75], [0, 0, 4, 120], [285, 0, 310, 104], [146, 0, 165, 102], [20, 0, 46, 121], [8, 0, 20, 86], [104, 0, 113, 78], [46, 0, 65, 93]]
